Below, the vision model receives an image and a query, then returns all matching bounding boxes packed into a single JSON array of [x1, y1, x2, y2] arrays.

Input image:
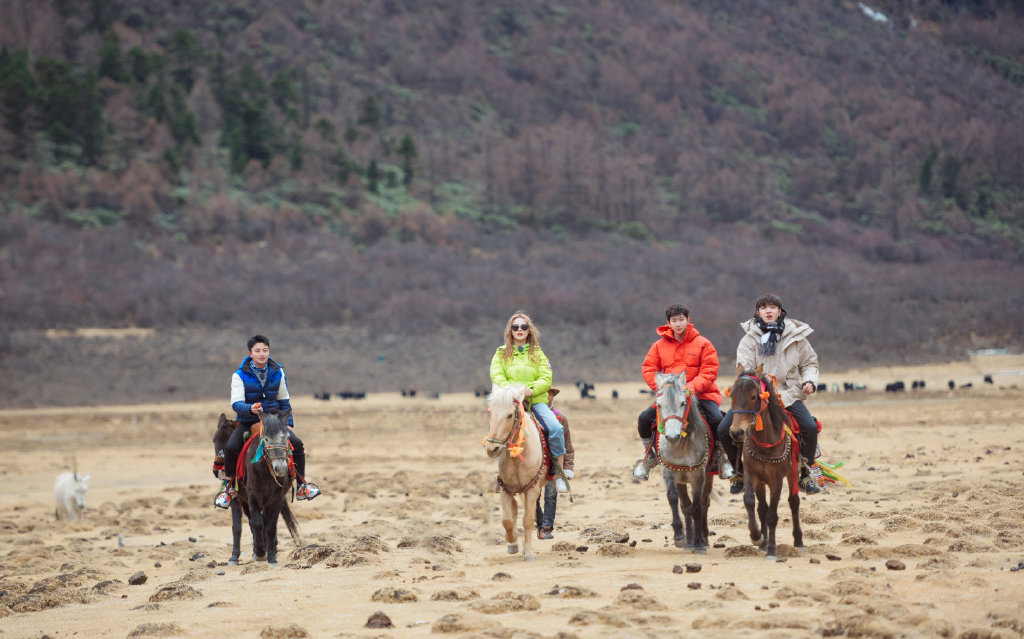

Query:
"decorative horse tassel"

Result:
[[508, 404, 527, 459]]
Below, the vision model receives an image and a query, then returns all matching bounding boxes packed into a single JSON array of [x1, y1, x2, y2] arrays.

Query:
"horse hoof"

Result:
[[254, 554, 267, 562], [507, 544, 518, 555], [673, 538, 687, 549], [269, 561, 278, 567], [766, 554, 778, 561], [228, 559, 239, 566], [693, 547, 708, 555], [750, 535, 762, 545], [524, 553, 537, 562]]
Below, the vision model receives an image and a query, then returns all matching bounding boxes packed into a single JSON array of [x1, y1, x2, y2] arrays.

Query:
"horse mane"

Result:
[[260, 410, 288, 438], [487, 384, 526, 414]]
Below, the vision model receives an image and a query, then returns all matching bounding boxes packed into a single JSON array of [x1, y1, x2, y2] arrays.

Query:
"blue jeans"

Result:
[[535, 481, 557, 530], [531, 402, 565, 457]]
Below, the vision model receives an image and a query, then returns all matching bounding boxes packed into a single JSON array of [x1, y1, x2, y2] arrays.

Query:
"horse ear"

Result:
[[279, 409, 292, 425], [218, 413, 228, 428], [755, 363, 764, 378], [736, 363, 744, 376]]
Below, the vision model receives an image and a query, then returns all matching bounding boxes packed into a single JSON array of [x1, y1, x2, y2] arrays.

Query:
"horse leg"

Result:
[[678, 482, 696, 551], [691, 474, 708, 554], [229, 501, 242, 565], [501, 493, 518, 555], [764, 477, 783, 561], [265, 499, 282, 566], [248, 494, 266, 561], [744, 479, 762, 546], [699, 474, 714, 551], [664, 473, 685, 548], [789, 480, 804, 550], [521, 484, 542, 561]]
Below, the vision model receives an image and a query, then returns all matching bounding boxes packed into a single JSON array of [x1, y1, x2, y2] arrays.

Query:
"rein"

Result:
[[252, 432, 294, 488], [484, 400, 525, 458]]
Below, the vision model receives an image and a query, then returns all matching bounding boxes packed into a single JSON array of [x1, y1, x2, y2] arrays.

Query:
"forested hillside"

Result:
[[1, 0, 1023, 379]]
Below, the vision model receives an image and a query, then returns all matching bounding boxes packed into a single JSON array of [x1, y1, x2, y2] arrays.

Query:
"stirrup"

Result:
[[718, 454, 736, 480], [631, 459, 650, 481], [296, 482, 321, 501]]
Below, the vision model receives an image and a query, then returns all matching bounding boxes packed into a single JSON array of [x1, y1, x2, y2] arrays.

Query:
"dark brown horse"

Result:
[[213, 412, 300, 565], [213, 414, 253, 565], [727, 365, 803, 560], [242, 410, 301, 566]]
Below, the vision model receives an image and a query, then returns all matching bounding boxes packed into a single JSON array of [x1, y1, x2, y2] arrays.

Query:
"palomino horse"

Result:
[[652, 372, 714, 553], [484, 384, 548, 561], [727, 364, 804, 560], [240, 410, 301, 566]]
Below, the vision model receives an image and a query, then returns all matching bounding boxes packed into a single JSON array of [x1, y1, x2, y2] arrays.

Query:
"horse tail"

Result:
[[281, 500, 302, 545]]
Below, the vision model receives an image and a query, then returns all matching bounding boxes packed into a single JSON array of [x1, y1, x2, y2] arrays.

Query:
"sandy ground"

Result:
[[2, 356, 1023, 639]]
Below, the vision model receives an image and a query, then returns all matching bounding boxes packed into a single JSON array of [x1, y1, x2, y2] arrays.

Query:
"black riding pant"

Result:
[[221, 424, 307, 482], [637, 399, 723, 439], [717, 399, 818, 468]]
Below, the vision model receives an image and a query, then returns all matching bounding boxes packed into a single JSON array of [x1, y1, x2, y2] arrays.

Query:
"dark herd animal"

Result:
[[314, 391, 367, 400], [885, 381, 906, 392], [575, 380, 596, 399]]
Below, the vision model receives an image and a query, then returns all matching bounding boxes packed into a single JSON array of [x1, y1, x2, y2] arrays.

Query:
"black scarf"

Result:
[[755, 308, 787, 356]]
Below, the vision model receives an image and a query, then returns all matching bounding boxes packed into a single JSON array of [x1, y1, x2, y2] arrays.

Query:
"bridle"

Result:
[[730, 374, 770, 430], [260, 431, 293, 487], [653, 377, 709, 471], [484, 399, 547, 495], [484, 399, 525, 456], [655, 377, 690, 432], [730, 374, 792, 464]]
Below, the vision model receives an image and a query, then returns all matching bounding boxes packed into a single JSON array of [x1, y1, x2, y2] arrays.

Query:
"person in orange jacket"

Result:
[[632, 303, 730, 481]]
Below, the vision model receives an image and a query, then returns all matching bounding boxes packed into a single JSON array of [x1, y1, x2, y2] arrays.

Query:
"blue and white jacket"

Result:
[[230, 356, 294, 426]]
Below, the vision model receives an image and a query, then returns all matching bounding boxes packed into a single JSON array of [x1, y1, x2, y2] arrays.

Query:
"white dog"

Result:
[[54, 472, 90, 520]]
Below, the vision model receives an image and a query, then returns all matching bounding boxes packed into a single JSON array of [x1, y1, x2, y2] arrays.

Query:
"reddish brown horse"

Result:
[[727, 365, 803, 560]]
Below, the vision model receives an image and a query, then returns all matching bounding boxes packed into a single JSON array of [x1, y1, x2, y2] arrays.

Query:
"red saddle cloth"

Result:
[[782, 411, 823, 435], [235, 432, 295, 481]]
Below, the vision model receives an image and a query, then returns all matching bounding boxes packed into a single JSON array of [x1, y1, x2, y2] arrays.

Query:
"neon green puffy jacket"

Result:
[[489, 345, 553, 404]]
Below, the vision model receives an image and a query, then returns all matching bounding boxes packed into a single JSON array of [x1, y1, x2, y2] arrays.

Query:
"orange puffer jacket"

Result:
[[641, 324, 723, 405]]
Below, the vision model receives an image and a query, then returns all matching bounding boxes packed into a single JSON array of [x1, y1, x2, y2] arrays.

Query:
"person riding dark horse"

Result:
[[215, 334, 320, 508]]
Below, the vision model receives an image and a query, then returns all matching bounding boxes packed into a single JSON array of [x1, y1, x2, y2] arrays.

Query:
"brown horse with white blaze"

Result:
[[727, 364, 804, 560], [484, 384, 548, 561]]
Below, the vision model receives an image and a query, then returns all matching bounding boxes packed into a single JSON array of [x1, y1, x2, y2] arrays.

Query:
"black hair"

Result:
[[665, 304, 690, 321], [247, 334, 270, 351], [754, 293, 784, 310]]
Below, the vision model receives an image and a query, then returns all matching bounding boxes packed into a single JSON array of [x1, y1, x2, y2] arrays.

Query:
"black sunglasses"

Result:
[[511, 324, 529, 332]]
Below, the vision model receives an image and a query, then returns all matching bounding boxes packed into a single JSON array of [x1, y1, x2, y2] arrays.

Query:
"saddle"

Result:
[[782, 411, 823, 436]]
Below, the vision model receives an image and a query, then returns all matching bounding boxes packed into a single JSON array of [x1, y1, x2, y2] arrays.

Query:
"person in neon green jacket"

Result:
[[489, 310, 568, 492]]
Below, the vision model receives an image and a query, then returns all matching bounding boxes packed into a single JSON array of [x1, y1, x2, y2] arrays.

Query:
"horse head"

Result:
[[655, 372, 690, 441], [259, 409, 292, 479], [213, 413, 237, 453], [728, 364, 767, 444], [484, 384, 527, 458]]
